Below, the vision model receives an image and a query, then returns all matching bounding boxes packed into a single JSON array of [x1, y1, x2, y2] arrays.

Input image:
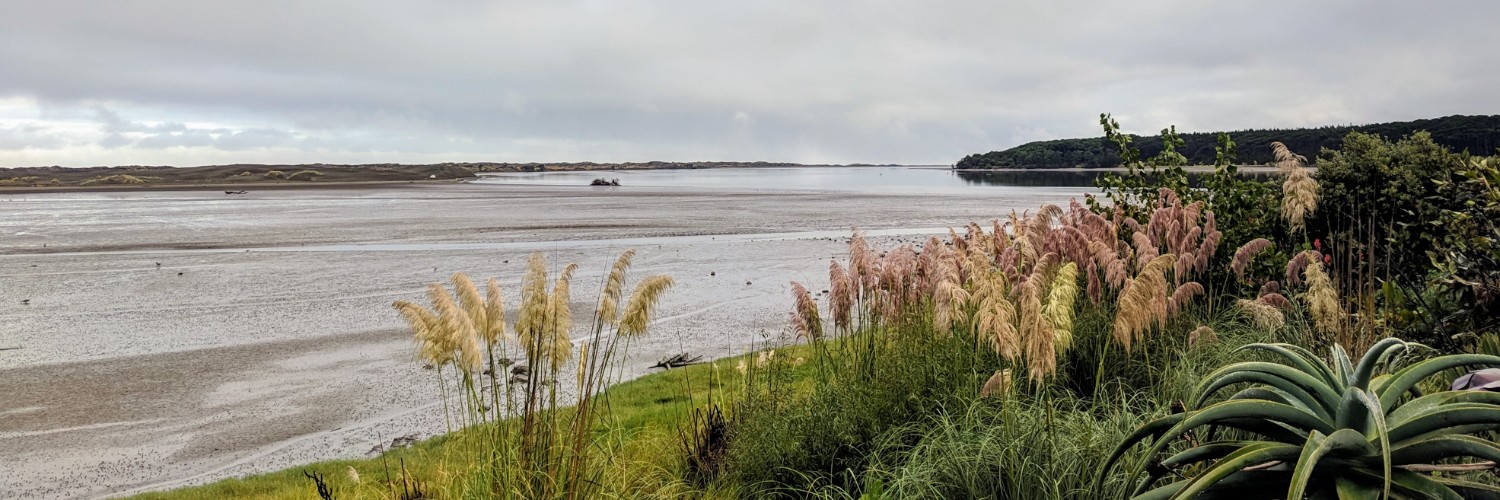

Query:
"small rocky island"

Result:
[[590, 178, 621, 186]]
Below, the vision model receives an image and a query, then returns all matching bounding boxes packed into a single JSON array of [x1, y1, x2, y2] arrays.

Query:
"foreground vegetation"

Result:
[[138, 114, 1500, 499]]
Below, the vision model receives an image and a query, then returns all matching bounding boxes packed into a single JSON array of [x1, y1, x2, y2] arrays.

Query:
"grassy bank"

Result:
[[130, 344, 820, 499]]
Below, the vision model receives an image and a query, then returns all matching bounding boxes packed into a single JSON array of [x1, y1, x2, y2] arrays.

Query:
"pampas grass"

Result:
[[789, 188, 1218, 386], [1043, 262, 1080, 354], [597, 249, 635, 326], [543, 263, 579, 370], [1300, 256, 1346, 337], [1112, 254, 1174, 351], [1231, 238, 1273, 280], [484, 278, 506, 343], [620, 275, 674, 337], [387, 249, 676, 499], [1274, 141, 1319, 232], [791, 282, 825, 341], [829, 260, 855, 334], [1188, 325, 1217, 347], [1236, 298, 1285, 330], [1019, 268, 1056, 382]]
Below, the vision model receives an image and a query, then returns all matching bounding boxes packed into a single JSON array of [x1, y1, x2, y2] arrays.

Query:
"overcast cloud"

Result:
[[1, 1, 1497, 166]]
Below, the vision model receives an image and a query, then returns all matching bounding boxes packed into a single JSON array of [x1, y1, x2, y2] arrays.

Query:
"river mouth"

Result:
[[0, 169, 1093, 498]]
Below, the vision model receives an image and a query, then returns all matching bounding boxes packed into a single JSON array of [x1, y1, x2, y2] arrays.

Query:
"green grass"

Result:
[[128, 345, 821, 500]]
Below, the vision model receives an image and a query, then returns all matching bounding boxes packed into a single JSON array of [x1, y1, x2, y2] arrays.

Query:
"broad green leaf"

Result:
[[1195, 361, 1341, 416], [1387, 469, 1464, 500], [1333, 345, 1355, 390], [1388, 434, 1500, 464], [1386, 390, 1500, 426], [1170, 442, 1300, 499], [1350, 338, 1408, 390], [1385, 404, 1500, 444], [1240, 343, 1340, 389], [1197, 369, 1335, 421], [1289, 429, 1377, 500]]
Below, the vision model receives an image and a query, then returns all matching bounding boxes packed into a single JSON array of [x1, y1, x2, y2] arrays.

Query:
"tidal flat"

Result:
[[0, 168, 1085, 498]]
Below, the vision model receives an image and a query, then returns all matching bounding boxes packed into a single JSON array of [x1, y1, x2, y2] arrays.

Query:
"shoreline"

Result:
[[0, 179, 467, 195]]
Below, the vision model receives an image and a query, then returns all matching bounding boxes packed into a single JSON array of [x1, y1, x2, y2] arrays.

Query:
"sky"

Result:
[[1, 1, 1498, 167]]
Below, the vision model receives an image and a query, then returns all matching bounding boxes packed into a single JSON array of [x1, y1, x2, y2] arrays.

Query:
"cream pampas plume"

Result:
[[972, 272, 1019, 360], [1020, 267, 1055, 381], [598, 249, 635, 326], [790, 281, 824, 340], [452, 273, 487, 338], [1301, 258, 1346, 337], [1231, 238, 1273, 280], [1112, 254, 1174, 351], [516, 253, 550, 350], [1273, 141, 1319, 232], [395, 300, 450, 366], [1237, 298, 1285, 330], [430, 283, 482, 372], [933, 279, 970, 333], [620, 275, 674, 337], [483, 278, 506, 344], [544, 263, 580, 369], [1042, 262, 1079, 354]]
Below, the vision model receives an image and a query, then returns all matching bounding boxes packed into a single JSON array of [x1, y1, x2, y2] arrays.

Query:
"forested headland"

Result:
[[957, 114, 1500, 168]]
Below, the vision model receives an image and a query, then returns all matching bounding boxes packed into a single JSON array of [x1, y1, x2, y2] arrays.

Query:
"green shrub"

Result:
[[1313, 131, 1460, 281], [286, 170, 325, 181], [80, 174, 150, 185], [867, 397, 1152, 499], [726, 323, 986, 496]]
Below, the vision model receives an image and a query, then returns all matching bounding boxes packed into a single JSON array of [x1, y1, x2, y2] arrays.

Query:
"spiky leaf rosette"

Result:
[[1097, 338, 1500, 499]]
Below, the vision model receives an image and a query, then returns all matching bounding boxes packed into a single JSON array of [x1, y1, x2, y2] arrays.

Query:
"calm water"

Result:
[[470, 166, 1103, 194], [471, 165, 1269, 194]]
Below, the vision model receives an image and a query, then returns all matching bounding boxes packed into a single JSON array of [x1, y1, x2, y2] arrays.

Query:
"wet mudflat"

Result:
[[0, 171, 1087, 498]]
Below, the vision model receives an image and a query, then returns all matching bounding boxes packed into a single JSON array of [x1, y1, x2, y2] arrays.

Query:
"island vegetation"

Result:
[[134, 114, 1500, 499], [957, 114, 1500, 169]]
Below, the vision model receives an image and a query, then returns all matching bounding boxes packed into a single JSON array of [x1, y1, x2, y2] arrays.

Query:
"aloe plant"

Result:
[[1097, 338, 1500, 499]]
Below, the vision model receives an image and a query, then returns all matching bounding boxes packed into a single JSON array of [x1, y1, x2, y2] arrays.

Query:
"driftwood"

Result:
[[224, 190, 247, 195], [652, 353, 703, 370]]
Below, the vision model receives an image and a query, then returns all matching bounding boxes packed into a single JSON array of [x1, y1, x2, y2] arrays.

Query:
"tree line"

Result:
[[956, 114, 1500, 169]]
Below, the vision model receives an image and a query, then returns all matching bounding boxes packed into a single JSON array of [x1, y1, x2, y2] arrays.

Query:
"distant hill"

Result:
[[956, 115, 1500, 169]]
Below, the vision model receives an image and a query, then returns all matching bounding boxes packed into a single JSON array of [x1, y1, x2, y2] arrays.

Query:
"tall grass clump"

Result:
[[391, 249, 674, 499], [723, 188, 1228, 496]]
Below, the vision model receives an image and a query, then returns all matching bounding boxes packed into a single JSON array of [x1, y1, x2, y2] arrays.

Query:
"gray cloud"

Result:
[[1, 0, 1498, 166]]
